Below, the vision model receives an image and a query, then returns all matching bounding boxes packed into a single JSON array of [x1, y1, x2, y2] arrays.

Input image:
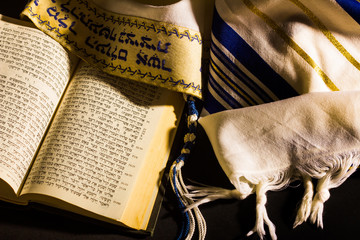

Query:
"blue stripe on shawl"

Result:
[[336, 0, 360, 25], [203, 88, 228, 114], [210, 41, 275, 104], [210, 58, 255, 106], [211, 8, 298, 101], [208, 72, 242, 109]]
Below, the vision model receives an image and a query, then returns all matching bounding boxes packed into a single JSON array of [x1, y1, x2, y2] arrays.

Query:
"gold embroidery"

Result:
[[241, 0, 339, 91], [22, 0, 203, 98]]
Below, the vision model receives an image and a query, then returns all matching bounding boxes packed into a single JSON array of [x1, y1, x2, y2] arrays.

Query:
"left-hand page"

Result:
[[0, 15, 79, 203]]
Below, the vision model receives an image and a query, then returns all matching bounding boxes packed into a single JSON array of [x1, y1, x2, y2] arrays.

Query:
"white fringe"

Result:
[[246, 181, 277, 240], [170, 160, 207, 240], [185, 185, 243, 210], [305, 151, 360, 228], [185, 151, 360, 240], [293, 175, 314, 228]]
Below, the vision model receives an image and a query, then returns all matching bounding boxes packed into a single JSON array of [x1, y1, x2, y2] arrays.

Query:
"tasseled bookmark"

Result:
[[169, 95, 206, 240]]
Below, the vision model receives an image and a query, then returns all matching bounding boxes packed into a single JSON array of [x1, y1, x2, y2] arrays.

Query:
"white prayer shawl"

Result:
[[199, 91, 360, 239], [188, 0, 360, 240]]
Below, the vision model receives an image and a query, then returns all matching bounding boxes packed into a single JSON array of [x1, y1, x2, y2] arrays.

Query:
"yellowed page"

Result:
[[121, 93, 183, 229], [0, 16, 76, 197], [21, 62, 183, 228]]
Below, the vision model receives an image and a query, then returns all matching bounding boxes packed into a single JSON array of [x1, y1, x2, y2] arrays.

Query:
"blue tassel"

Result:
[[170, 95, 205, 240], [173, 166, 190, 240]]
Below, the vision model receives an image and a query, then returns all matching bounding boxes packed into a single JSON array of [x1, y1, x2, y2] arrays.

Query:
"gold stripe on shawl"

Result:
[[241, 0, 339, 91], [289, 0, 360, 72]]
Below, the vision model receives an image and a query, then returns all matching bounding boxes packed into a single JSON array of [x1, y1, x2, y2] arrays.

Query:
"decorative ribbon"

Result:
[[22, 0, 204, 99]]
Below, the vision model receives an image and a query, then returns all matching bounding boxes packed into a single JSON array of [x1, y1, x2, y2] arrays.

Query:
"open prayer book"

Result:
[[0, 15, 184, 234]]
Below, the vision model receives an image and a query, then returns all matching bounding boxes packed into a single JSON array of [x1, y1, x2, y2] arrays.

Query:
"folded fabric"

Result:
[[202, 0, 360, 116], [185, 0, 360, 240], [198, 91, 360, 239]]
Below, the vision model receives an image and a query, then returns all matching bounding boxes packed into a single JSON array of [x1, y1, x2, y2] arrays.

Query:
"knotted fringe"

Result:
[[246, 181, 277, 240], [297, 151, 360, 229], [293, 175, 313, 228], [186, 170, 292, 240], [169, 95, 206, 240], [185, 151, 360, 240]]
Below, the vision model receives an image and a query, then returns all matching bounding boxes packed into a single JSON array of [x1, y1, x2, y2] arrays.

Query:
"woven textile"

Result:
[[190, 1, 360, 239], [202, 0, 360, 115]]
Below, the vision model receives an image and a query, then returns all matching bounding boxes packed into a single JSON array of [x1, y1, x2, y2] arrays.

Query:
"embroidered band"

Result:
[[22, 0, 204, 99]]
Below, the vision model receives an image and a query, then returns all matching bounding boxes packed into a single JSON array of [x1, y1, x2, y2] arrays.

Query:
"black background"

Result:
[[1, 1, 360, 239]]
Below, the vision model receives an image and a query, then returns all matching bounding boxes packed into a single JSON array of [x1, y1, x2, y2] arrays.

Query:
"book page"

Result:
[[0, 17, 77, 196], [20, 62, 183, 225]]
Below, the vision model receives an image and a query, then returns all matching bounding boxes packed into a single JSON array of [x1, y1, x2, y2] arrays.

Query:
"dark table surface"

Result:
[[1, 1, 360, 240]]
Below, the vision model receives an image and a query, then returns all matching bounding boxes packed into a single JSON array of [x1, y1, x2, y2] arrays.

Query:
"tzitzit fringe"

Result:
[[185, 151, 360, 240], [169, 95, 206, 240]]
